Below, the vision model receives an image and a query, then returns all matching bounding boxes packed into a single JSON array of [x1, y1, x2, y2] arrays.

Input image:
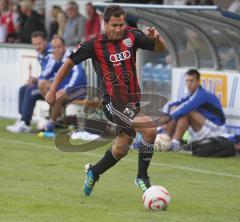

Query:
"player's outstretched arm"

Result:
[[45, 58, 74, 106], [146, 27, 166, 53]]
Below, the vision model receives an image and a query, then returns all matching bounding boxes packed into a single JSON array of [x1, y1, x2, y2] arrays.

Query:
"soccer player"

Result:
[[161, 69, 226, 151], [45, 5, 167, 195]]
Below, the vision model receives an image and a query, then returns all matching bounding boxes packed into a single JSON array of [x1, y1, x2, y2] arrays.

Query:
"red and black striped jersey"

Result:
[[69, 27, 155, 103]]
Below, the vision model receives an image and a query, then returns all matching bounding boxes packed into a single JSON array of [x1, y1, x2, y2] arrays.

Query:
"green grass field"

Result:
[[0, 118, 240, 222]]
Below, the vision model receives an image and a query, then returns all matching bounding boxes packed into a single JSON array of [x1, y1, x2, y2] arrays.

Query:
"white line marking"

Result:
[[1, 137, 240, 179]]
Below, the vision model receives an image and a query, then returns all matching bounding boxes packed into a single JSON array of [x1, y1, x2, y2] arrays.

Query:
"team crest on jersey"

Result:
[[73, 43, 81, 53], [123, 38, 132, 47]]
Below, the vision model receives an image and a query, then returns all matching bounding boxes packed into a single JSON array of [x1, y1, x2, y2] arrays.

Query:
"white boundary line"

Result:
[[1, 137, 240, 179]]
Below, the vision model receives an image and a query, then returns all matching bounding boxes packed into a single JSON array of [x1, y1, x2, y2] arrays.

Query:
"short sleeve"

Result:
[[133, 29, 155, 51], [69, 39, 95, 64]]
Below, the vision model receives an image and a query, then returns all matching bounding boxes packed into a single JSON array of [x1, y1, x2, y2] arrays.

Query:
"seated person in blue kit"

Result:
[[6, 31, 52, 133], [159, 69, 226, 151], [6, 35, 87, 133], [42, 36, 87, 131]]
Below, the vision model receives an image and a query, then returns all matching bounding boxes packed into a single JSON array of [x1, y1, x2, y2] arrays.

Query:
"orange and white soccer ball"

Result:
[[154, 133, 171, 151], [143, 186, 171, 211]]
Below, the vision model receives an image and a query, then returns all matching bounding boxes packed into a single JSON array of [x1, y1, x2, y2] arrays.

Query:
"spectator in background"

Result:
[[11, 2, 21, 40], [19, 0, 45, 43], [84, 2, 101, 41], [6, 31, 52, 133], [30, 0, 45, 23], [0, 0, 18, 42], [159, 69, 226, 151], [49, 5, 62, 39], [56, 11, 67, 38], [63, 1, 86, 46]]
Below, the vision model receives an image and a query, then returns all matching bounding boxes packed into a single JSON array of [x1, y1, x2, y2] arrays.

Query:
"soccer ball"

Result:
[[143, 185, 171, 211], [154, 133, 171, 151]]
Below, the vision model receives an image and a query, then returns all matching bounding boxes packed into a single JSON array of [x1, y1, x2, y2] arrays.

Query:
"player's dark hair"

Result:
[[103, 5, 126, 23], [185, 69, 200, 80], [31, 31, 47, 40]]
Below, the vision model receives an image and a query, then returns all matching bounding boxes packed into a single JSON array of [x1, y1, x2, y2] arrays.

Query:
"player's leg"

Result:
[[43, 89, 68, 131], [83, 101, 138, 196], [187, 111, 223, 142], [169, 115, 190, 151], [188, 111, 206, 131], [162, 120, 177, 137], [170, 111, 205, 151], [21, 84, 43, 126], [132, 113, 157, 192], [7, 84, 42, 133], [18, 84, 27, 116], [38, 79, 52, 97], [84, 132, 132, 196]]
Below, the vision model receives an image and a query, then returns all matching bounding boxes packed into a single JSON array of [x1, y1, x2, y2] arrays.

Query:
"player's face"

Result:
[[185, 75, 200, 94], [31, 36, 47, 54], [104, 15, 125, 40], [51, 39, 65, 60]]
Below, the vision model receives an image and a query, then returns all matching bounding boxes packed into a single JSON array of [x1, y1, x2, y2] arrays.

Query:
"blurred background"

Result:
[[0, 0, 240, 134]]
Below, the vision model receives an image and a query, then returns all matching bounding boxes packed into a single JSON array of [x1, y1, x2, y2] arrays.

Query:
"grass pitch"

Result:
[[0, 118, 240, 222]]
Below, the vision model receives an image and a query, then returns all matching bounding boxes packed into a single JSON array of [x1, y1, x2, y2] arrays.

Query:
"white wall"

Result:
[[0, 46, 40, 118]]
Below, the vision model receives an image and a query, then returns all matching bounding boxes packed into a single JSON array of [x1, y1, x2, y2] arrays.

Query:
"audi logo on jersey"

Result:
[[109, 50, 131, 63]]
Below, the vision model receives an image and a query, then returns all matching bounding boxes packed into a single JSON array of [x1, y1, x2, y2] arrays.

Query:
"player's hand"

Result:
[[45, 90, 56, 106], [146, 27, 160, 39], [146, 27, 165, 52]]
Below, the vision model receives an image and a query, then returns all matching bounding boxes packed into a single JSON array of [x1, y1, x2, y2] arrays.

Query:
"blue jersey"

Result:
[[57, 50, 87, 91], [37, 44, 54, 80], [169, 86, 225, 126], [37, 49, 87, 92]]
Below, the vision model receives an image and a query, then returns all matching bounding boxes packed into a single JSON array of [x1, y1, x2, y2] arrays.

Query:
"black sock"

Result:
[[91, 148, 118, 177], [137, 139, 154, 179]]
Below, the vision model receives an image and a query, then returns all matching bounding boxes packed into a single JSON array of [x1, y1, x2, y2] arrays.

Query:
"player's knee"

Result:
[[38, 80, 46, 89], [112, 144, 129, 159], [188, 110, 198, 117], [141, 127, 157, 142], [38, 80, 51, 95]]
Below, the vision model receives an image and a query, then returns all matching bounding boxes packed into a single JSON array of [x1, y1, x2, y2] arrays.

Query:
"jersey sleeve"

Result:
[[163, 95, 190, 113], [170, 87, 207, 120], [38, 54, 57, 80], [69, 39, 95, 64], [133, 29, 155, 51]]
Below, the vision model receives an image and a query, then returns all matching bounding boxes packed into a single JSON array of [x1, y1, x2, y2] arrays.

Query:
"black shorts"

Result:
[[102, 101, 140, 138]]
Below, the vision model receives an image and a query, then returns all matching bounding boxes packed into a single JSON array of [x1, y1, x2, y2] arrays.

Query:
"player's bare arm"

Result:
[[45, 58, 74, 105], [146, 27, 166, 52]]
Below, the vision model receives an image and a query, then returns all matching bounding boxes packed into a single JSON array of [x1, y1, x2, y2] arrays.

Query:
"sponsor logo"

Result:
[[109, 50, 131, 63], [123, 38, 132, 47], [201, 74, 227, 107]]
